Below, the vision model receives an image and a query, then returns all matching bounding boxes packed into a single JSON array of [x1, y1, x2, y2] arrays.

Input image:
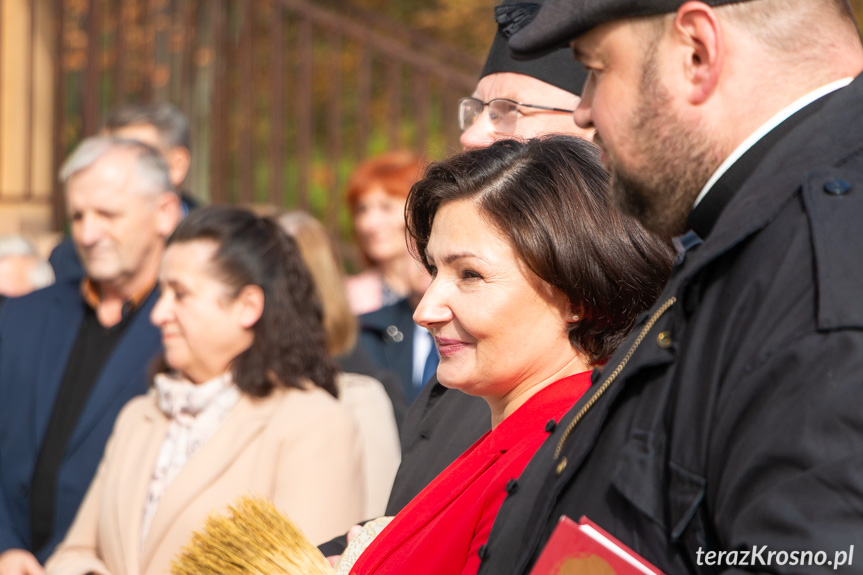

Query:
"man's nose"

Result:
[[573, 73, 595, 130], [76, 214, 103, 246], [460, 112, 497, 151]]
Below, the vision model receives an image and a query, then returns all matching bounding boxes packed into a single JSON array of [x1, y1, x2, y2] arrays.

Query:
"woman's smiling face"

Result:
[[413, 199, 579, 402]]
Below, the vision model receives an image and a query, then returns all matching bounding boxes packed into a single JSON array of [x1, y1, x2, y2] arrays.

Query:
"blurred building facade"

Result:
[[0, 0, 482, 248], [0, 0, 56, 246]]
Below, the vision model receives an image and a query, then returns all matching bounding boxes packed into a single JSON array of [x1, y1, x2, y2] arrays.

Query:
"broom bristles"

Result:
[[171, 495, 334, 575]]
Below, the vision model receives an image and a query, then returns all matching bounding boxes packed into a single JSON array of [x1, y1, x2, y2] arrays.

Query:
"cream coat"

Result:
[[336, 372, 400, 518], [46, 385, 366, 575]]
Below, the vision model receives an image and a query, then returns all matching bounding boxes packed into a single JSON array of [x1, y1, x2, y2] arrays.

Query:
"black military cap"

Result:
[[508, 0, 752, 59], [482, 0, 589, 96]]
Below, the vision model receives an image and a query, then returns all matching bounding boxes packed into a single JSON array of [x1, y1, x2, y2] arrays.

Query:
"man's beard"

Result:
[[602, 54, 718, 236]]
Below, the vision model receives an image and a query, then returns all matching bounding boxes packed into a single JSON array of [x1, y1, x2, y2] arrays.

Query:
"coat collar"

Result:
[[109, 387, 292, 572], [688, 87, 838, 239], [359, 298, 414, 334], [141, 389, 290, 569], [681, 73, 863, 286]]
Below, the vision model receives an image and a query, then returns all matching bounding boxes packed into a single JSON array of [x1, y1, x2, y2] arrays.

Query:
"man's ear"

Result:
[[166, 146, 191, 188], [155, 192, 182, 238], [236, 285, 265, 329], [674, 2, 724, 105]]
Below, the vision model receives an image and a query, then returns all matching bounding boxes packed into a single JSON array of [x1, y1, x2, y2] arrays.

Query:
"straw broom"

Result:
[[171, 495, 334, 575]]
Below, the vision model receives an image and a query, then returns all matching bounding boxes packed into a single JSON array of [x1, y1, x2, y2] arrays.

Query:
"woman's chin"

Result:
[[162, 353, 187, 378], [436, 371, 475, 394]]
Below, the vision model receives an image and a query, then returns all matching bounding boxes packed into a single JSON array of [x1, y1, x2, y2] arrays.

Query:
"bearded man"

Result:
[[476, 1, 863, 573]]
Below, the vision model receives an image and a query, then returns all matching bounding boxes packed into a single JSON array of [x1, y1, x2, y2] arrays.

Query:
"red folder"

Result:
[[528, 516, 664, 575]]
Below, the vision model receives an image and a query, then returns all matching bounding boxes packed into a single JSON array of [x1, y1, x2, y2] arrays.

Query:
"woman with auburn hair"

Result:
[[277, 210, 401, 518], [344, 150, 425, 315], [346, 136, 675, 575], [46, 206, 365, 575]]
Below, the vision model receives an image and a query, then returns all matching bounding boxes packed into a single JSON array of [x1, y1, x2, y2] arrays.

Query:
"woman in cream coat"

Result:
[[46, 206, 366, 575]]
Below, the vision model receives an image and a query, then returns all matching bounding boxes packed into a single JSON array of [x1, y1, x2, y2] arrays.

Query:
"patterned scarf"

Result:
[[141, 371, 241, 548]]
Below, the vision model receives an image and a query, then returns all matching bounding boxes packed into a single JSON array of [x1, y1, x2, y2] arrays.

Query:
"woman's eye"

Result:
[[461, 269, 482, 280]]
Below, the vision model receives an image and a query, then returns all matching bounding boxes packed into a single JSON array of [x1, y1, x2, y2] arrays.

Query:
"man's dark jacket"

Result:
[[386, 379, 489, 514], [0, 280, 161, 561], [478, 75, 863, 574]]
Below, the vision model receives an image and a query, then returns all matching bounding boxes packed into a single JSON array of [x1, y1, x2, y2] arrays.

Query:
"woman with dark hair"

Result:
[[345, 136, 675, 575], [46, 206, 365, 575]]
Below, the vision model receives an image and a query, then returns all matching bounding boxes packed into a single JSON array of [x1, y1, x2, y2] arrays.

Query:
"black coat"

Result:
[[385, 378, 490, 514], [478, 75, 863, 574]]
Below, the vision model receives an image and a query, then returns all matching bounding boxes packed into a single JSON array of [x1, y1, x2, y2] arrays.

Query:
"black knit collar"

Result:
[[689, 91, 837, 239]]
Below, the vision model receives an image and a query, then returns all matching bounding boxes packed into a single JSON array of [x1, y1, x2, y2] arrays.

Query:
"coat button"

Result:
[[545, 419, 557, 433], [824, 178, 851, 196], [657, 330, 672, 349], [478, 544, 490, 560], [386, 325, 404, 342], [556, 457, 568, 476], [505, 478, 519, 494]]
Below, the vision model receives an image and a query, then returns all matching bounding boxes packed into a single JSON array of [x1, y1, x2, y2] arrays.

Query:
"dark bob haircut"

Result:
[[406, 136, 675, 365], [163, 205, 337, 398]]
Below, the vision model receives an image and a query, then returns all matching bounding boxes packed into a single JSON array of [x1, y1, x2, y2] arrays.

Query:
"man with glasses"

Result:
[[458, 1, 591, 151], [459, 97, 577, 144]]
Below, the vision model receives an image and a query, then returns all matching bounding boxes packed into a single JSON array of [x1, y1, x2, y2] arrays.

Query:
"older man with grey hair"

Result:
[[50, 103, 197, 284], [0, 137, 181, 575]]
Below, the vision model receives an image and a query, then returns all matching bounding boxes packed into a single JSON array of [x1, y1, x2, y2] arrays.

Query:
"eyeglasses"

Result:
[[458, 97, 575, 134]]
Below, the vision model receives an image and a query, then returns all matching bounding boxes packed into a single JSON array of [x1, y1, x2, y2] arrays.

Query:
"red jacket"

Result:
[[351, 371, 592, 575]]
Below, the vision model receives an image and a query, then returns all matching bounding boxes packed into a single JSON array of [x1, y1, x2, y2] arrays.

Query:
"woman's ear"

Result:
[[565, 301, 583, 324], [237, 285, 265, 329]]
